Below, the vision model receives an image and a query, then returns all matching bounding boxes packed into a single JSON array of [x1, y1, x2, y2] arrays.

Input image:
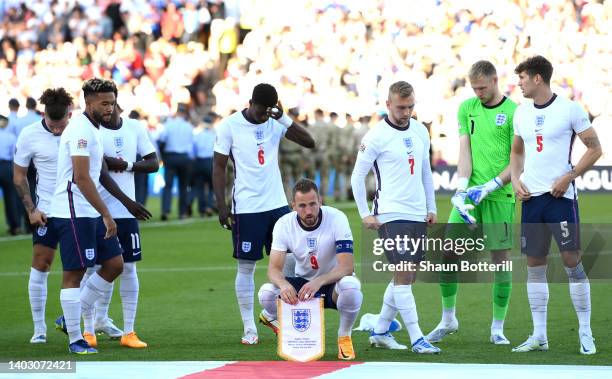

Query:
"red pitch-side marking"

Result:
[[179, 361, 364, 379]]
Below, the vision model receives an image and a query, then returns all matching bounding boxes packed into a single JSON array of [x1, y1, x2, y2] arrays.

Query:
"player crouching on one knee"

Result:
[[257, 179, 363, 360]]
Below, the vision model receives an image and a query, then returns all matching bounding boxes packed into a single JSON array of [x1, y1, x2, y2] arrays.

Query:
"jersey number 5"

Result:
[[310, 255, 319, 269], [258, 148, 265, 165], [536, 135, 543, 152]]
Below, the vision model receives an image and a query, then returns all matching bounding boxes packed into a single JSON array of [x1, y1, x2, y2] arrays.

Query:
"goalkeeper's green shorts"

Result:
[[447, 199, 515, 251]]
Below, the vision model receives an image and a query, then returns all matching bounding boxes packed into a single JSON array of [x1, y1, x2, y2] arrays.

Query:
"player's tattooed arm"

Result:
[[570, 128, 603, 178], [13, 164, 35, 214]]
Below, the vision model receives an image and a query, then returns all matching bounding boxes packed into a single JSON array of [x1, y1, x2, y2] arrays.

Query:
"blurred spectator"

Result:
[[158, 103, 194, 220], [189, 113, 217, 217], [0, 113, 20, 235]]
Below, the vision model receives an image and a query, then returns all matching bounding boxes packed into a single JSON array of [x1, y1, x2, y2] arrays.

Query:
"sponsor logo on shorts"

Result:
[[85, 248, 95, 260], [242, 242, 252, 253], [37, 226, 48, 236]]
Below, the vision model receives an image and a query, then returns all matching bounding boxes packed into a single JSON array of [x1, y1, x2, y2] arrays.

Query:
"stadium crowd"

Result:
[[1, 0, 611, 227]]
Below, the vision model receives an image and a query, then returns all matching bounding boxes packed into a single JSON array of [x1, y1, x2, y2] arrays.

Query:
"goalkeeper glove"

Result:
[[466, 177, 503, 205], [451, 191, 476, 224]]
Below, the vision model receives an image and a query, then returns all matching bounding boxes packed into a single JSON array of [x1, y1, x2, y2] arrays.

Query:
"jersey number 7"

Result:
[[408, 156, 414, 175]]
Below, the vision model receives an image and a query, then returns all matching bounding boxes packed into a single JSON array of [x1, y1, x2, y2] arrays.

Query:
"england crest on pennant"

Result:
[[292, 309, 311, 332]]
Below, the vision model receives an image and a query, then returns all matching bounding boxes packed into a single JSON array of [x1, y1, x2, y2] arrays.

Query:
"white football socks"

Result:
[[527, 265, 549, 341], [120, 262, 139, 334], [80, 272, 113, 335], [60, 288, 82, 344], [235, 259, 257, 334], [393, 284, 423, 344], [373, 282, 397, 335], [29, 268, 49, 335], [335, 277, 363, 337]]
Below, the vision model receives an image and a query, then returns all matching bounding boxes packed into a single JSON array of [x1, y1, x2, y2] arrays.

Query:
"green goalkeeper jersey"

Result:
[[458, 96, 517, 203]]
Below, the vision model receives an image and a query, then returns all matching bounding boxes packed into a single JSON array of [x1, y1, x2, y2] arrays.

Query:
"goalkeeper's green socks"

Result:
[[439, 271, 458, 323], [491, 271, 512, 331]]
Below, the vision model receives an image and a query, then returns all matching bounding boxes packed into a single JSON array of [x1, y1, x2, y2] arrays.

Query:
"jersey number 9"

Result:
[[310, 255, 319, 269]]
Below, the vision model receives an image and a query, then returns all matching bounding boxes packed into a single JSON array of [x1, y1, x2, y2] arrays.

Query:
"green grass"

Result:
[[0, 194, 611, 364]]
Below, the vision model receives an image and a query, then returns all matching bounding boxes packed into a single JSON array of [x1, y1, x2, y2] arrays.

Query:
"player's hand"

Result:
[[104, 156, 128, 172], [102, 215, 117, 239], [362, 215, 381, 230], [266, 100, 284, 120], [466, 177, 502, 205], [512, 179, 531, 201], [125, 200, 152, 220], [298, 279, 322, 302], [279, 283, 299, 305], [451, 191, 476, 224], [425, 212, 437, 225], [28, 209, 47, 226], [550, 174, 573, 198], [218, 206, 233, 230]]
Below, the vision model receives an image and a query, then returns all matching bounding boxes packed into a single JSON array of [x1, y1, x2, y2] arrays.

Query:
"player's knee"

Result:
[[258, 283, 279, 303], [337, 275, 361, 293], [565, 262, 587, 282], [527, 265, 547, 283]]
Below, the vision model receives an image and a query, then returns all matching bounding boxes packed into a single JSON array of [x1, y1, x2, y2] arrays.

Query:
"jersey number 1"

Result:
[[258, 148, 265, 165], [536, 135, 543, 152]]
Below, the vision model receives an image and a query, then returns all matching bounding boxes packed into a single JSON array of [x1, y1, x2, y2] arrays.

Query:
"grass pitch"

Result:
[[0, 194, 610, 364]]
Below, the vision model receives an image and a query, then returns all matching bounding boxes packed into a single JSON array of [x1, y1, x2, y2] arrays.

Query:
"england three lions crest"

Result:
[[495, 114, 507, 126], [403, 137, 413, 149], [292, 309, 311, 332], [114, 137, 124, 148], [306, 237, 317, 250]]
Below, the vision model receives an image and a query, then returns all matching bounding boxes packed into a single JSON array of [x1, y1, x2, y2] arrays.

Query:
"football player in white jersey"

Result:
[[49, 79, 150, 354], [213, 83, 315, 345], [510, 56, 602, 355], [351, 81, 440, 354], [257, 179, 362, 360], [13, 88, 74, 344], [77, 103, 158, 348]]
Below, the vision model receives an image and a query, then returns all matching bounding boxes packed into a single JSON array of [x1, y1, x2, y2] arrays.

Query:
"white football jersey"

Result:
[[51, 113, 104, 218], [514, 94, 591, 199], [214, 110, 288, 214], [13, 120, 60, 215], [100, 117, 157, 218], [271, 206, 353, 281], [354, 117, 431, 221]]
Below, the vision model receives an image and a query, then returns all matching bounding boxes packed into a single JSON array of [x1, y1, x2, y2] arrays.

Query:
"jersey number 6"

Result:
[[258, 148, 265, 165], [536, 135, 543, 152]]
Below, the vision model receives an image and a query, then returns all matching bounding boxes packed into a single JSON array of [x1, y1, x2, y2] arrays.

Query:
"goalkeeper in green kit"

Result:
[[426, 61, 517, 345]]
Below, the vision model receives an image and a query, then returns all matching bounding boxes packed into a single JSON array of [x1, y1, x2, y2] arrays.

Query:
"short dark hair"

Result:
[[292, 178, 319, 199], [251, 83, 278, 108], [469, 60, 497, 80], [39, 88, 74, 121], [82, 78, 118, 98], [25, 97, 37, 110], [8, 98, 19, 109], [514, 55, 553, 85], [128, 110, 140, 119]]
